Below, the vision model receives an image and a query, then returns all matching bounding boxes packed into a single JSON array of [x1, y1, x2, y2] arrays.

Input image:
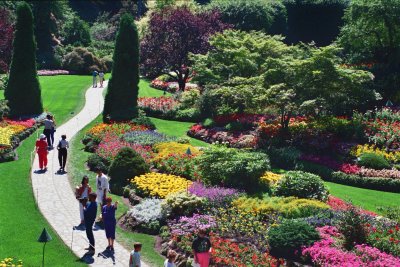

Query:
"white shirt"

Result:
[[81, 187, 89, 198], [96, 174, 109, 191], [164, 259, 176, 267], [43, 119, 55, 129], [58, 139, 69, 149]]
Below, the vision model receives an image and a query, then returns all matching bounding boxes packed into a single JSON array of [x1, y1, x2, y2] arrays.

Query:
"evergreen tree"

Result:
[[5, 2, 43, 117], [103, 14, 139, 122]]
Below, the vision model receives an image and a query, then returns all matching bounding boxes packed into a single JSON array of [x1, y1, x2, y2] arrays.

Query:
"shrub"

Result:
[[202, 118, 215, 128], [87, 154, 109, 173], [62, 47, 106, 74], [178, 89, 200, 109], [260, 171, 283, 192], [131, 110, 156, 130], [108, 147, 150, 195], [337, 206, 368, 250], [62, 16, 91, 46], [126, 198, 163, 234], [197, 145, 270, 191], [175, 108, 201, 121], [161, 191, 205, 218], [123, 130, 176, 146], [0, 100, 10, 120], [232, 196, 330, 219], [358, 152, 391, 170], [268, 220, 320, 260], [267, 147, 301, 169], [153, 153, 200, 180], [273, 171, 329, 201], [131, 173, 192, 198]]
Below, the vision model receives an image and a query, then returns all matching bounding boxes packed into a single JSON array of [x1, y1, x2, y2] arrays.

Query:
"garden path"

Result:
[[31, 82, 149, 267]]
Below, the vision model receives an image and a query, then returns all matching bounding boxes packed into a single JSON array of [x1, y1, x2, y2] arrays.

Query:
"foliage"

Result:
[[267, 147, 301, 169], [108, 147, 150, 195], [0, 9, 13, 73], [153, 142, 201, 160], [153, 153, 199, 180], [5, 2, 43, 117], [273, 171, 329, 201], [338, 0, 400, 101], [131, 173, 192, 199], [62, 47, 106, 74], [197, 145, 270, 191], [161, 191, 205, 218], [260, 171, 283, 190], [351, 144, 400, 163], [337, 206, 368, 249], [127, 198, 163, 223], [358, 152, 390, 170], [268, 219, 320, 259], [103, 14, 139, 122], [140, 6, 229, 90], [0, 100, 10, 121], [366, 222, 400, 257], [62, 16, 91, 46], [284, 0, 349, 45], [123, 130, 176, 146], [377, 206, 400, 223], [130, 110, 156, 130], [232, 196, 330, 219], [87, 153, 109, 173], [207, 0, 286, 33]]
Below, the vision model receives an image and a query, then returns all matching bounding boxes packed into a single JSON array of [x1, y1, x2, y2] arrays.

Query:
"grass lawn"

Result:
[[0, 90, 3, 100], [139, 79, 171, 97], [150, 117, 208, 147], [68, 115, 165, 266], [0, 75, 92, 265], [325, 181, 400, 213]]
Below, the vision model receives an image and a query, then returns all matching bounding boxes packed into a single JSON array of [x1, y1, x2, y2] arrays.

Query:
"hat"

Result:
[[40, 134, 46, 140]]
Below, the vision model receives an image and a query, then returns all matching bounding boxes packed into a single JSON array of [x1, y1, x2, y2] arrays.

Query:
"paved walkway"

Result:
[[31, 82, 149, 267]]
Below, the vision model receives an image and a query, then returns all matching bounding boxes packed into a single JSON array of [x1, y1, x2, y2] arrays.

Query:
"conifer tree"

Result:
[[5, 2, 43, 117], [103, 13, 139, 122]]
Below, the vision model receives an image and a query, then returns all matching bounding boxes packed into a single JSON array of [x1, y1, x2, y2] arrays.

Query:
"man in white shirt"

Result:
[[95, 168, 109, 214]]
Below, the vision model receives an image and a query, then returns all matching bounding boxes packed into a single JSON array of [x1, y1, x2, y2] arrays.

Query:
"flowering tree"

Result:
[[0, 8, 13, 73], [140, 6, 230, 91]]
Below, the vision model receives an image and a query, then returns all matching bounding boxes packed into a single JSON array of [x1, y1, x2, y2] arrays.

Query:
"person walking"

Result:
[[192, 229, 212, 267], [57, 134, 69, 172], [92, 70, 98, 88], [43, 114, 55, 149], [76, 176, 92, 225], [129, 242, 142, 267], [95, 168, 109, 216], [84, 192, 97, 254], [102, 197, 118, 251], [99, 70, 105, 88], [35, 134, 48, 172], [50, 115, 56, 148]]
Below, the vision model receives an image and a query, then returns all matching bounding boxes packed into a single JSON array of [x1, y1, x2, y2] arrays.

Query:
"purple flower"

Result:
[[188, 182, 239, 203]]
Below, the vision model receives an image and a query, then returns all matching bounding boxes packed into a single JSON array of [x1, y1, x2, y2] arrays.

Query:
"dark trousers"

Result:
[[50, 128, 55, 146], [58, 148, 67, 169], [85, 220, 95, 250], [43, 129, 52, 147]]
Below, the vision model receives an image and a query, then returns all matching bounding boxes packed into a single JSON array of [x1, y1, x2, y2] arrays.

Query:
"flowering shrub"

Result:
[[87, 123, 148, 140], [96, 139, 153, 163], [153, 142, 201, 160], [351, 144, 400, 163], [367, 223, 400, 257], [260, 171, 283, 187], [210, 233, 281, 267], [131, 173, 192, 198], [168, 214, 216, 236], [358, 167, 400, 179], [37, 69, 70, 76], [232, 196, 330, 219], [302, 226, 400, 266], [123, 130, 176, 146], [127, 198, 163, 223], [161, 191, 205, 218], [138, 97, 178, 114], [0, 257, 23, 267], [150, 78, 169, 90], [339, 163, 360, 174], [188, 182, 240, 206], [153, 153, 200, 179]]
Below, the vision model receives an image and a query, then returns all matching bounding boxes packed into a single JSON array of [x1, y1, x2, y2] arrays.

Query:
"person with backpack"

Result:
[[57, 134, 69, 173]]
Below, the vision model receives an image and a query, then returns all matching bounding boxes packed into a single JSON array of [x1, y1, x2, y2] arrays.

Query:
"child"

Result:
[[164, 250, 177, 267], [129, 242, 142, 267], [57, 134, 69, 172]]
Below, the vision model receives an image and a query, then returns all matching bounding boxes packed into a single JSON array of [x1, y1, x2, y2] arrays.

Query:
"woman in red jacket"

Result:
[[36, 134, 48, 172]]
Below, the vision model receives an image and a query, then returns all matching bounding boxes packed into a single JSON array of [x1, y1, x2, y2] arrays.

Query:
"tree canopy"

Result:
[[0, 8, 13, 73]]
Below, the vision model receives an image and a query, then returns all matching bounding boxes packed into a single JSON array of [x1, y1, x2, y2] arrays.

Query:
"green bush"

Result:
[[273, 171, 329, 201], [225, 121, 243, 131], [87, 154, 109, 173], [0, 100, 10, 120], [175, 108, 201, 121], [179, 89, 200, 109], [62, 47, 107, 74], [62, 16, 91, 46], [131, 110, 156, 130], [296, 160, 334, 179], [197, 145, 270, 191], [268, 147, 301, 169], [337, 206, 368, 250], [268, 219, 320, 260], [108, 147, 149, 195], [358, 152, 390, 170], [161, 191, 205, 218], [202, 118, 215, 128]]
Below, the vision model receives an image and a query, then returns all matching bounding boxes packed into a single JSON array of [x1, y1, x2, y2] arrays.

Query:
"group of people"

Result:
[[35, 114, 69, 173], [92, 70, 105, 88]]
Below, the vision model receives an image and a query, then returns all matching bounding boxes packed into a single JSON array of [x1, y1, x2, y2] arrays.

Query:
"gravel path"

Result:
[[31, 82, 150, 266]]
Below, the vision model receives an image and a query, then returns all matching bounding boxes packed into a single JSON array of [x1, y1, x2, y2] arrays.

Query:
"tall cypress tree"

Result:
[[5, 2, 43, 117], [103, 14, 139, 122]]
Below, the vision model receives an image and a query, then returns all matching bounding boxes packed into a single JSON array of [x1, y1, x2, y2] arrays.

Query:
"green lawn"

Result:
[[68, 116, 165, 266], [0, 90, 3, 100], [139, 79, 171, 97], [325, 181, 400, 213], [0, 75, 92, 265]]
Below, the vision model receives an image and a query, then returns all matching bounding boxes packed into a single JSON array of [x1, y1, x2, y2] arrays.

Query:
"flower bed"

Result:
[[150, 78, 199, 93], [138, 97, 178, 117], [37, 69, 70, 76], [0, 118, 39, 162]]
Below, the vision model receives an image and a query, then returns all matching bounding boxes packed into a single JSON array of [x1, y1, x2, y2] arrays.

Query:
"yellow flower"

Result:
[[153, 142, 202, 160], [260, 171, 282, 185], [351, 144, 400, 162]]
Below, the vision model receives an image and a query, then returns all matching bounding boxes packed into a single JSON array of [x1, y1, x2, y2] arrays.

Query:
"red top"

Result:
[[36, 139, 48, 153]]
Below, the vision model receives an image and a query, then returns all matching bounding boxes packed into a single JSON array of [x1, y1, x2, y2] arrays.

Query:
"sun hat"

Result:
[[40, 134, 46, 139]]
